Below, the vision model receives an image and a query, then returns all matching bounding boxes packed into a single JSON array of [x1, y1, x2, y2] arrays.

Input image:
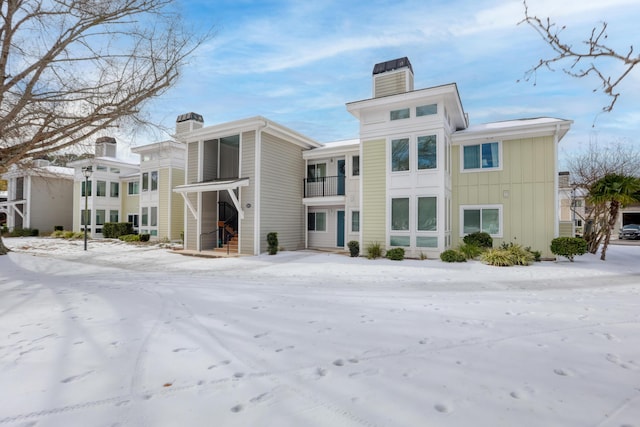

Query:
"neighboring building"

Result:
[[173, 114, 322, 255], [1, 159, 74, 233], [69, 137, 140, 238], [558, 171, 587, 237], [0, 189, 6, 227], [69, 136, 185, 242], [131, 140, 185, 241]]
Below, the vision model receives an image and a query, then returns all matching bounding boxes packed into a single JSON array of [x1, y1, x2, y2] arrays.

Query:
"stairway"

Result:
[[213, 221, 238, 255]]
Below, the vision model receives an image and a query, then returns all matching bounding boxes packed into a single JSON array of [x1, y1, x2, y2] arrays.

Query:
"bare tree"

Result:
[[519, 0, 639, 113], [565, 140, 640, 254], [0, 0, 211, 254]]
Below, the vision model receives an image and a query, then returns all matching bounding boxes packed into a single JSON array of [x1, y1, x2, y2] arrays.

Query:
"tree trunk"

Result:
[[600, 201, 619, 261], [0, 234, 10, 255]]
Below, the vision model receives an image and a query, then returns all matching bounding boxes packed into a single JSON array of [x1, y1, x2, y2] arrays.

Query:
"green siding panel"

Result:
[[362, 139, 386, 247]]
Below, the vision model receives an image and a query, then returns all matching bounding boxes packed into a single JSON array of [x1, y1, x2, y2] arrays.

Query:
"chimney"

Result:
[[372, 57, 414, 98], [95, 136, 117, 158], [176, 112, 204, 135]]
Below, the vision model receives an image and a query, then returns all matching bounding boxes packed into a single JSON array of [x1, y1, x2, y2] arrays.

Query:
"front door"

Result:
[[337, 210, 345, 247], [337, 159, 345, 196]]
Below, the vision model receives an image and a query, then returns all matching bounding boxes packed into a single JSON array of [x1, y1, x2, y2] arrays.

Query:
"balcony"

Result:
[[303, 176, 345, 198]]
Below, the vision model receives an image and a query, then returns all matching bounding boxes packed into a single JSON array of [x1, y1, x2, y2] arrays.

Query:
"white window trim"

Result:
[[459, 204, 503, 238], [350, 209, 360, 233], [459, 141, 503, 173], [308, 209, 328, 233]]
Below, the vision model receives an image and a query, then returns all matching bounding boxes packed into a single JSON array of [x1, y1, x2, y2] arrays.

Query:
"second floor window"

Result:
[[352, 156, 360, 176], [81, 180, 92, 197], [128, 181, 139, 195], [417, 135, 437, 170], [307, 164, 326, 182], [142, 172, 149, 191], [96, 181, 106, 197], [391, 138, 409, 172], [151, 171, 158, 191], [463, 142, 500, 170], [110, 182, 119, 197]]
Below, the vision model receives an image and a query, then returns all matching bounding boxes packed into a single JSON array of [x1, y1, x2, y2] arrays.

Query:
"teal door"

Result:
[[337, 210, 345, 247]]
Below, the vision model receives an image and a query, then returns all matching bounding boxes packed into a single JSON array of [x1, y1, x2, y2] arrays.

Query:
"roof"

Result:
[[2, 164, 74, 180], [452, 117, 573, 143]]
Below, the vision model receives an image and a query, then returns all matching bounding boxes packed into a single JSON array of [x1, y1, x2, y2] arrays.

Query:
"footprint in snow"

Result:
[[434, 403, 452, 413], [61, 370, 94, 384]]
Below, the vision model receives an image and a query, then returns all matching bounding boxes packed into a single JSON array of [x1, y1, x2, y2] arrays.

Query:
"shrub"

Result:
[[119, 234, 140, 242], [347, 240, 359, 257], [550, 237, 587, 262], [481, 248, 515, 266], [419, 252, 428, 260], [267, 232, 278, 255], [9, 228, 39, 237], [366, 241, 383, 259], [139, 233, 150, 242], [385, 247, 405, 261], [463, 232, 493, 248], [507, 244, 535, 266], [458, 243, 484, 259], [64, 231, 82, 239], [440, 249, 466, 263], [54, 225, 64, 231], [525, 247, 542, 262], [102, 222, 134, 239]]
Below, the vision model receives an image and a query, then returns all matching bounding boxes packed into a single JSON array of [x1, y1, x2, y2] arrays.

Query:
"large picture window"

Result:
[[417, 135, 437, 170], [96, 181, 106, 197], [308, 211, 326, 231], [462, 206, 501, 236], [417, 197, 437, 231], [151, 171, 158, 191], [391, 198, 409, 230], [391, 138, 409, 172], [463, 142, 500, 170]]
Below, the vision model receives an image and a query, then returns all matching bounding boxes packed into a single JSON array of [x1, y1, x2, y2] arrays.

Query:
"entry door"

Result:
[[337, 159, 345, 195], [337, 210, 345, 247]]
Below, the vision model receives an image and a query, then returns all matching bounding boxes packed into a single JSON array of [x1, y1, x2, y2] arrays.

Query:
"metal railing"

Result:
[[303, 176, 345, 198]]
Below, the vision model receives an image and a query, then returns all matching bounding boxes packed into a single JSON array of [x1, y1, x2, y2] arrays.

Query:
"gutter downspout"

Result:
[[254, 120, 268, 255], [554, 123, 560, 239]]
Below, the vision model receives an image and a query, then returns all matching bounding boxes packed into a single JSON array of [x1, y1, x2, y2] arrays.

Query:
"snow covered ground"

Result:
[[1, 237, 639, 427]]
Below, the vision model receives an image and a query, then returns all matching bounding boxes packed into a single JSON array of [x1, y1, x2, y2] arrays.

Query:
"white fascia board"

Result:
[[451, 119, 573, 144], [347, 84, 460, 115], [131, 140, 185, 154], [175, 116, 321, 149], [303, 143, 360, 160]]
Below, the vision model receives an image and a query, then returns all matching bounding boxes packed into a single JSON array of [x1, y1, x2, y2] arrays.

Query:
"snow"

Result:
[[1, 237, 639, 426]]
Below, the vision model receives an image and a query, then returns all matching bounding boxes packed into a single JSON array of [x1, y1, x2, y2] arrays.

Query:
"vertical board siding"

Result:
[[185, 142, 199, 249], [259, 133, 305, 253], [158, 167, 169, 239], [171, 168, 185, 241], [362, 139, 387, 247], [73, 181, 80, 231], [203, 139, 218, 181], [240, 131, 256, 255], [452, 136, 556, 257], [30, 177, 73, 232]]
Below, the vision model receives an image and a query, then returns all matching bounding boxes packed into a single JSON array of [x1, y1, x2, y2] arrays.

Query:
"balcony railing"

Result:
[[304, 176, 345, 198]]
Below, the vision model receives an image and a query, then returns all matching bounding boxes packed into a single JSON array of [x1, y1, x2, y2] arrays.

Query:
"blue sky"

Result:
[[142, 0, 640, 166]]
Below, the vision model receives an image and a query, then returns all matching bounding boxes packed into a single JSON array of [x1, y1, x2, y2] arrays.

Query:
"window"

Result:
[[417, 197, 437, 231], [110, 210, 119, 223], [572, 199, 583, 207], [575, 219, 583, 227], [150, 230, 158, 236], [81, 180, 92, 197], [351, 211, 360, 232], [150, 207, 157, 227], [391, 138, 409, 172], [416, 104, 437, 117], [96, 165, 107, 171], [391, 198, 409, 230], [352, 156, 360, 176], [307, 163, 326, 182], [95, 180, 106, 197], [390, 236, 410, 246], [151, 171, 158, 191], [128, 214, 139, 227], [417, 135, 437, 170], [110, 182, 119, 197], [463, 142, 500, 170], [96, 209, 105, 226], [142, 172, 149, 191], [141, 207, 148, 226], [307, 212, 326, 231], [390, 108, 410, 120], [128, 181, 139, 195], [80, 209, 91, 225], [462, 206, 501, 236], [110, 167, 120, 174], [416, 236, 438, 247]]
